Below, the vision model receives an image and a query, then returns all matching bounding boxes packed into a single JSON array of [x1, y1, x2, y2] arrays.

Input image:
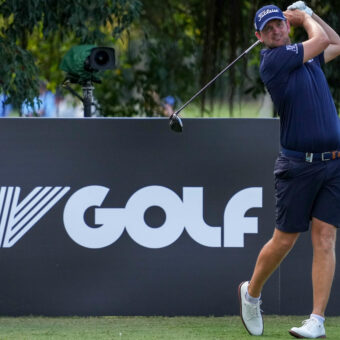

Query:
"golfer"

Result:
[[239, 2, 340, 338]]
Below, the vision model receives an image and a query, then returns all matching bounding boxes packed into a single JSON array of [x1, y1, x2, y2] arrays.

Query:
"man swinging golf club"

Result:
[[239, 2, 340, 338]]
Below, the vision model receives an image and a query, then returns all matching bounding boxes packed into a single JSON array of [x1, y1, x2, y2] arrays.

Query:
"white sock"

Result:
[[310, 313, 325, 324], [245, 290, 261, 304]]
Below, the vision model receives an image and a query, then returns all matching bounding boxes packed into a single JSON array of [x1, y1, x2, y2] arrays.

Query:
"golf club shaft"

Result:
[[173, 40, 261, 116]]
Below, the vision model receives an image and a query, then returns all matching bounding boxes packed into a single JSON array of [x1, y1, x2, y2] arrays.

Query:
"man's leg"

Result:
[[239, 228, 299, 336], [248, 228, 299, 297], [311, 217, 337, 316], [288, 217, 335, 338]]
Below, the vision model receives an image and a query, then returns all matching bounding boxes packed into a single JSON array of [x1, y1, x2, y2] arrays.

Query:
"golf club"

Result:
[[169, 39, 261, 133]]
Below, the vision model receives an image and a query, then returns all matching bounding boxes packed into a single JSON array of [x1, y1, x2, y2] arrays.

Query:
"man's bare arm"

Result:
[[284, 10, 330, 63], [311, 13, 340, 63]]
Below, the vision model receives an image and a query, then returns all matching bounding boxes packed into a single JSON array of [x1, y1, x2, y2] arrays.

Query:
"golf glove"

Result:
[[287, 1, 313, 16]]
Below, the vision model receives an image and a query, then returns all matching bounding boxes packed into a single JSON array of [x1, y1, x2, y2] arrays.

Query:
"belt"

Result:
[[281, 147, 340, 163]]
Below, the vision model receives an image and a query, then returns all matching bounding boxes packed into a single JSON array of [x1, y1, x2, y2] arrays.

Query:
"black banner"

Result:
[[0, 118, 338, 316]]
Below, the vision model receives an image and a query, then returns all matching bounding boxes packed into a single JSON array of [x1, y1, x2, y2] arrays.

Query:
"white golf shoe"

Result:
[[238, 281, 263, 336], [289, 317, 326, 338]]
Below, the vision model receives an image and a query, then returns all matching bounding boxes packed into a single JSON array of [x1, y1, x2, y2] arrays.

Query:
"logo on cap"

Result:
[[258, 9, 280, 22], [254, 5, 286, 31]]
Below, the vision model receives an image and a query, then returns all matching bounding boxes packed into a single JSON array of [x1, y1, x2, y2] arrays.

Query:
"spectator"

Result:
[[162, 95, 175, 117], [22, 82, 56, 117], [0, 93, 12, 117], [55, 92, 83, 118]]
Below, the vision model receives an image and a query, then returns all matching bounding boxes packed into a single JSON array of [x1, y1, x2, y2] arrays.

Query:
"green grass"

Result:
[[0, 315, 338, 339], [182, 101, 262, 118], [7, 100, 264, 119]]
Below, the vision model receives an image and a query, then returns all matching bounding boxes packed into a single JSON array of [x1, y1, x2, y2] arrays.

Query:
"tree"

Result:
[[0, 0, 141, 111], [1, 0, 340, 117], [95, 0, 201, 116], [96, 0, 268, 117]]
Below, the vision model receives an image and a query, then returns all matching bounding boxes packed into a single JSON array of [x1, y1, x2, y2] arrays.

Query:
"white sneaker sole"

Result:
[[289, 329, 326, 338]]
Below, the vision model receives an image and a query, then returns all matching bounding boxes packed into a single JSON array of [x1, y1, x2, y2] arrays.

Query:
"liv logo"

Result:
[[0, 187, 70, 248], [0, 185, 263, 249]]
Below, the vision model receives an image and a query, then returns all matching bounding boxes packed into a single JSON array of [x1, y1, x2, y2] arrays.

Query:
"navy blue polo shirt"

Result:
[[260, 43, 340, 152]]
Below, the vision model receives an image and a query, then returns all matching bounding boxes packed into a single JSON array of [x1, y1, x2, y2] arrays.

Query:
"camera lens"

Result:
[[88, 47, 115, 71], [94, 51, 109, 66]]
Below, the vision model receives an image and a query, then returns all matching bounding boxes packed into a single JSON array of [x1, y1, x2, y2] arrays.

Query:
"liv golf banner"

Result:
[[0, 118, 339, 316]]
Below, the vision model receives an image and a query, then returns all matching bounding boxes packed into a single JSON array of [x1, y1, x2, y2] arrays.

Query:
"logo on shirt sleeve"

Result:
[[286, 44, 298, 54]]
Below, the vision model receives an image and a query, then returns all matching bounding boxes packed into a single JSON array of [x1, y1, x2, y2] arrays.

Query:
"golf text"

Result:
[[0, 185, 263, 249]]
